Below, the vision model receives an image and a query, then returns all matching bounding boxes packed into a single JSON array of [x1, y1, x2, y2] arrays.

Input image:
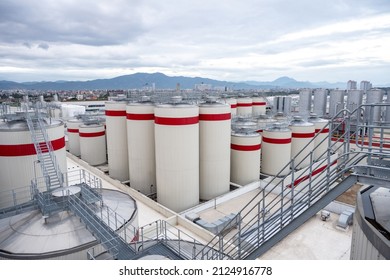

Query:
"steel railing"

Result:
[[194, 103, 390, 260]]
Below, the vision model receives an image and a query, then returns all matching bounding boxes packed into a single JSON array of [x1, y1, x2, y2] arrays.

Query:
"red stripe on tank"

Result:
[[231, 143, 261, 151], [199, 113, 231, 121], [0, 137, 65, 157], [154, 116, 199, 125], [79, 131, 105, 137], [126, 113, 155, 120], [291, 132, 315, 138], [262, 136, 291, 144], [105, 110, 126, 117], [315, 128, 329, 133]]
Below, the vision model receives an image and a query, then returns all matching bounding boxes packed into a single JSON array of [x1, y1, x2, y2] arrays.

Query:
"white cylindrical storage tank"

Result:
[[289, 116, 315, 170], [252, 96, 267, 116], [230, 129, 261, 186], [236, 97, 253, 117], [313, 89, 328, 117], [261, 123, 291, 176], [199, 100, 231, 200], [308, 113, 329, 161], [79, 124, 106, 166], [105, 101, 129, 182], [364, 89, 384, 124], [299, 89, 312, 117], [0, 117, 67, 208], [350, 185, 390, 260], [0, 188, 138, 260], [219, 97, 237, 117], [154, 100, 199, 212], [328, 89, 345, 118], [126, 100, 156, 195], [66, 119, 83, 156]]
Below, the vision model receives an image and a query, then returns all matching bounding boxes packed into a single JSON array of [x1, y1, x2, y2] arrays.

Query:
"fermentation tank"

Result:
[[0, 188, 138, 260], [273, 112, 289, 124], [261, 123, 291, 176], [231, 117, 257, 132], [328, 89, 345, 118], [199, 99, 231, 200], [252, 96, 267, 116], [79, 123, 106, 166], [66, 118, 83, 156], [154, 98, 199, 212], [347, 90, 363, 120], [236, 96, 253, 116], [273, 96, 292, 116], [255, 114, 277, 134], [289, 116, 315, 169], [364, 89, 384, 124], [105, 101, 129, 181], [126, 99, 156, 195], [230, 129, 261, 186], [0, 116, 67, 208], [299, 89, 312, 117], [313, 89, 328, 117], [308, 113, 329, 161], [219, 97, 237, 117]]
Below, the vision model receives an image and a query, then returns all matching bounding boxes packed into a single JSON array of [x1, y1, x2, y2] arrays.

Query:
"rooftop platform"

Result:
[[66, 153, 356, 260]]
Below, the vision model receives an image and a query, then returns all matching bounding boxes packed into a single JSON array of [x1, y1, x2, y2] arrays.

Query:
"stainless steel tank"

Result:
[[328, 89, 345, 118], [273, 96, 292, 116], [347, 90, 363, 120], [313, 89, 328, 117], [364, 89, 384, 123], [299, 89, 312, 117]]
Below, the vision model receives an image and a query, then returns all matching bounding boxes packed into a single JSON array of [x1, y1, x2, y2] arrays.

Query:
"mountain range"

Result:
[[0, 72, 347, 90]]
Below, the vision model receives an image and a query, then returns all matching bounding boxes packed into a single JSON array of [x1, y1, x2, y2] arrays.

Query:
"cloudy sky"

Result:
[[1, 0, 390, 85]]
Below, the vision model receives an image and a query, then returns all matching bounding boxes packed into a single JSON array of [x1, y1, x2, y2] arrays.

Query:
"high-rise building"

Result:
[[360, 80, 372, 93], [347, 80, 357, 90]]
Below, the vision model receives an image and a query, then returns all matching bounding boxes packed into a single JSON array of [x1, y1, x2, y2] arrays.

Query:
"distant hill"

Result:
[[244, 76, 346, 89], [0, 73, 346, 90]]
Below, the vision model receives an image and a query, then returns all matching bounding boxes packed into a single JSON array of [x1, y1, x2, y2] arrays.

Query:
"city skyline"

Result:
[[1, 0, 390, 85]]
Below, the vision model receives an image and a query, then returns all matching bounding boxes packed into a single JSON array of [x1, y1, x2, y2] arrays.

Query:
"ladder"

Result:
[[25, 107, 63, 192]]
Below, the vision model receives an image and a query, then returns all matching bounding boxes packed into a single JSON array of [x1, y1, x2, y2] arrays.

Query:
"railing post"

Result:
[[107, 207, 110, 227], [290, 159, 295, 220], [218, 235, 223, 260], [257, 202, 261, 246], [308, 151, 313, 206], [280, 182, 284, 229]]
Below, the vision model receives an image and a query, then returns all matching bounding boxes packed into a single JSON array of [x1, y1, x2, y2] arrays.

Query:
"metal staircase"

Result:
[[67, 190, 138, 260], [24, 107, 63, 192], [194, 103, 390, 260]]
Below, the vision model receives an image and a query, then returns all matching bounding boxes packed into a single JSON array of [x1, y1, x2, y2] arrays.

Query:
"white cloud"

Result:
[[0, 0, 390, 84]]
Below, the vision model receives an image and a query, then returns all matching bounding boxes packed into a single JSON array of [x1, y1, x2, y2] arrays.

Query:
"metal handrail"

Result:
[[24, 104, 63, 191], [195, 103, 390, 260]]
